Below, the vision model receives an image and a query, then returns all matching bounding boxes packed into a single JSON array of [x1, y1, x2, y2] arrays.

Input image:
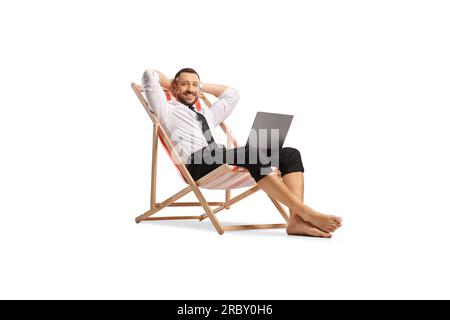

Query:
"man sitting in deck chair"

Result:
[[142, 68, 342, 237]]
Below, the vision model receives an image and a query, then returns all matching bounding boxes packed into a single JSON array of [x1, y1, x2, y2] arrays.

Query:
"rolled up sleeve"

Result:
[[142, 69, 169, 122], [211, 87, 240, 127]]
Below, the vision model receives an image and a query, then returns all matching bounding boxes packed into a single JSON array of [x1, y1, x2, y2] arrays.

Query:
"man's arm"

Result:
[[153, 70, 172, 91], [142, 69, 170, 122], [208, 86, 240, 127], [202, 83, 228, 98]]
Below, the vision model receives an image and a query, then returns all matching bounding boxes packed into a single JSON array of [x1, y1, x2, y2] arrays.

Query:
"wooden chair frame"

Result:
[[131, 82, 289, 234]]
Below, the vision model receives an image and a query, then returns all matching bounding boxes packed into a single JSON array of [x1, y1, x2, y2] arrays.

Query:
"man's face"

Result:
[[172, 72, 200, 107]]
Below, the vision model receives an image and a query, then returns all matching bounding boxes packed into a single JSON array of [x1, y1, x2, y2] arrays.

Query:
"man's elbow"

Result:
[[142, 69, 159, 87], [228, 87, 240, 105]]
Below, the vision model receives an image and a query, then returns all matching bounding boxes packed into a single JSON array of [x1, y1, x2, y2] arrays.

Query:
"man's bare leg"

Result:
[[257, 174, 342, 233], [283, 172, 305, 202], [282, 172, 333, 237]]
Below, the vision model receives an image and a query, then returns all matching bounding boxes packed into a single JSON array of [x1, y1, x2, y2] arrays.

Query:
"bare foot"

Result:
[[300, 205, 343, 233], [286, 215, 331, 238]]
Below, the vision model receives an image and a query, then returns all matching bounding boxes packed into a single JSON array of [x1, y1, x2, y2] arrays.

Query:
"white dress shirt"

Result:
[[142, 69, 240, 163]]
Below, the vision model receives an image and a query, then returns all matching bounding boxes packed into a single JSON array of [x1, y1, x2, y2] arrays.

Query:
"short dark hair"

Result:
[[174, 68, 200, 82]]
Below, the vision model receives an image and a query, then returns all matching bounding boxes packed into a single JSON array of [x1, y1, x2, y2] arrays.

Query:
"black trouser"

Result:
[[186, 145, 304, 182]]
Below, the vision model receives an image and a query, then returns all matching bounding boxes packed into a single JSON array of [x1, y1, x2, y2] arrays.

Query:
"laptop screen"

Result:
[[245, 112, 294, 150]]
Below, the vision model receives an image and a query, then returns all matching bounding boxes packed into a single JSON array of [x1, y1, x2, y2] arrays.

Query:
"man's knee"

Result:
[[281, 147, 301, 159], [279, 147, 304, 173]]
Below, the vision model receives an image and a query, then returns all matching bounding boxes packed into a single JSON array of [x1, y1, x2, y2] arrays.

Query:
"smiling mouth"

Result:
[[183, 93, 195, 99]]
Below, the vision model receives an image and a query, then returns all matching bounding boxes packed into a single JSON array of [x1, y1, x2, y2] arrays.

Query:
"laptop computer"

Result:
[[245, 111, 294, 151]]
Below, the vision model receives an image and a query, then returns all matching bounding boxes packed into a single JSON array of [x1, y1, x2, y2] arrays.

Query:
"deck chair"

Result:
[[131, 82, 290, 234]]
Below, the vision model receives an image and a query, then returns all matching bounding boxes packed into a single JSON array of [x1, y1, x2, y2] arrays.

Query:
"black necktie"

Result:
[[188, 106, 218, 149]]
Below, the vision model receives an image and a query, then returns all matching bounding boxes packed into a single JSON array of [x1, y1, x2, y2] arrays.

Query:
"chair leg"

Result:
[[190, 185, 224, 234], [135, 185, 193, 223], [225, 190, 231, 209], [267, 195, 290, 223], [200, 185, 260, 221], [150, 124, 159, 209]]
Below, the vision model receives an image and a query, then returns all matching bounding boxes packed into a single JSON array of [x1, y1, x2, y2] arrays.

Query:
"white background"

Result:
[[1, 0, 449, 299]]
